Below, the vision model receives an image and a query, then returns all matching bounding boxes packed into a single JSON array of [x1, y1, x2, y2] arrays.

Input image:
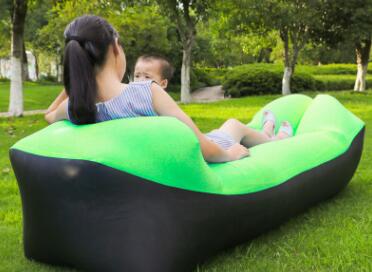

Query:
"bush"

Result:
[[190, 69, 207, 91], [37, 74, 58, 83], [297, 64, 362, 75], [167, 67, 228, 94], [222, 66, 323, 97], [292, 73, 319, 92], [0, 77, 10, 83], [195, 67, 228, 85], [191, 67, 229, 90], [224, 70, 281, 97], [169, 63, 364, 97], [167, 83, 180, 93], [313, 75, 357, 90]]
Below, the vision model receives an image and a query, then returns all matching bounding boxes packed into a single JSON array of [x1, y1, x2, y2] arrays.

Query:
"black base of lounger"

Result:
[[9, 128, 365, 272]]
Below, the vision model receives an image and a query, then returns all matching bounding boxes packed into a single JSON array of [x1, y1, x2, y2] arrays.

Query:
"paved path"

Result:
[[191, 85, 228, 103], [0, 109, 47, 118]]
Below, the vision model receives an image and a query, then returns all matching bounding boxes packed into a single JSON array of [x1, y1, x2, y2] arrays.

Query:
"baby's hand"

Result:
[[226, 143, 250, 161]]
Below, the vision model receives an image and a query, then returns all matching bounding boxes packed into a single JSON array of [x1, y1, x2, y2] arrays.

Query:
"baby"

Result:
[[133, 54, 175, 89]]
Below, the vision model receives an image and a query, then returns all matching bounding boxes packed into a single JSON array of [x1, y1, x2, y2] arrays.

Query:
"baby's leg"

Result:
[[218, 118, 271, 147]]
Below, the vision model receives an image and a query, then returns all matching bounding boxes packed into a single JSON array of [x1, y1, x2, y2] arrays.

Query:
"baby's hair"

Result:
[[136, 54, 175, 81]]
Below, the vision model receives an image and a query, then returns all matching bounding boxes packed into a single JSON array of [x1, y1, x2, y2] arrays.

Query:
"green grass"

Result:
[[0, 82, 63, 112], [0, 82, 180, 112], [0, 90, 371, 271]]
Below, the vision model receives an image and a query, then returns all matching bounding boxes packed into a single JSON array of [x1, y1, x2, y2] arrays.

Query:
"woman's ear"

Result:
[[112, 38, 120, 56]]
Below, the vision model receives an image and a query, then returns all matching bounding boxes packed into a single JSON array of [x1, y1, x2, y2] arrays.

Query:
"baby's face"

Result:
[[134, 59, 168, 89]]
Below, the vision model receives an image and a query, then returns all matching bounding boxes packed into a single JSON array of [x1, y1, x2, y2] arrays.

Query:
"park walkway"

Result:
[[0, 109, 46, 118], [191, 85, 227, 102]]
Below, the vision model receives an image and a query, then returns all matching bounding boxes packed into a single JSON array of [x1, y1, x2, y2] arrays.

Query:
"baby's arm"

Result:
[[150, 83, 249, 163]]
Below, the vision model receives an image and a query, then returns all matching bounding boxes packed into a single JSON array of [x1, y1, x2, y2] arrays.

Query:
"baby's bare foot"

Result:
[[274, 121, 293, 140], [262, 110, 275, 138]]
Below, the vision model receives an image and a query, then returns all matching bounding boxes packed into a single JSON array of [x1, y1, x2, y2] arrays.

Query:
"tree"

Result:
[[226, 0, 320, 94], [0, 2, 11, 59], [194, 14, 276, 67], [24, 0, 56, 80], [36, 0, 108, 82], [317, 0, 372, 92], [108, 4, 178, 80], [37, 1, 180, 82], [156, 0, 210, 102], [354, 39, 371, 91], [8, 0, 28, 116]]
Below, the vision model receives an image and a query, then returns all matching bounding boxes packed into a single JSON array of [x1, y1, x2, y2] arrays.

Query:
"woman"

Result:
[[45, 15, 292, 163]]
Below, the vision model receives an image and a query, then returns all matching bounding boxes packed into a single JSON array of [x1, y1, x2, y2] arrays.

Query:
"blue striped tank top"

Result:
[[66, 80, 236, 150]]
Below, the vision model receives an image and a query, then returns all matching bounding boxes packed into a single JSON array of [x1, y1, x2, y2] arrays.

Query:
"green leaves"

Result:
[[315, 0, 372, 45], [109, 5, 178, 75]]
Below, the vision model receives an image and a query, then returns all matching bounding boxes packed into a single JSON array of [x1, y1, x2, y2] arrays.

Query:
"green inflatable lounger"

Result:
[[9, 94, 365, 272]]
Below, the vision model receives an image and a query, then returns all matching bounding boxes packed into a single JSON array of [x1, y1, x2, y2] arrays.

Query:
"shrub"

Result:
[[198, 67, 228, 85], [297, 64, 362, 75], [292, 73, 319, 92], [190, 69, 207, 91], [165, 70, 205, 94], [223, 67, 322, 97], [167, 83, 180, 93], [314, 75, 357, 90], [0, 77, 10, 83], [171, 63, 365, 97], [192, 67, 229, 88], [37, 74, 58, 83]]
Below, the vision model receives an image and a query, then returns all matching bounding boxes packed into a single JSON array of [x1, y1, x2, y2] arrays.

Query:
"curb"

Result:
[[0, 109, 47, 118]]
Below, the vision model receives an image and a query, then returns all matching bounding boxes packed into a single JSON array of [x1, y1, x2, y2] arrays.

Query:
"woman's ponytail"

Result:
[[63, 15, 118, 125], [64, 40, 97, 124]]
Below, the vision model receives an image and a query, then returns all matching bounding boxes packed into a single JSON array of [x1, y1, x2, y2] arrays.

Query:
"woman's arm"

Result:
[[45, 98, 68, 124], [150, 83, 249, 163], [46, 89, 68, 114], [45, 89, 69, 124]]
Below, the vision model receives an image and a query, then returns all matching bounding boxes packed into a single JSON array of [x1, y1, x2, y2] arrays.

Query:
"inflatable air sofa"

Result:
[[9, 94, 365, 272]]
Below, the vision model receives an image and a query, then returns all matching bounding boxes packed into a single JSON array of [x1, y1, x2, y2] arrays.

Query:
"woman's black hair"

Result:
[[63, 15, 119, 124]]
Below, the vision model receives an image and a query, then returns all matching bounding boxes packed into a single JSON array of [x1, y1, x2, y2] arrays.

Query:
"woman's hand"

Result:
[[44, 98, 68, 124], [226, 143, 250, 161], [47, 89, 68, 113], [45, 88, 69, 124]]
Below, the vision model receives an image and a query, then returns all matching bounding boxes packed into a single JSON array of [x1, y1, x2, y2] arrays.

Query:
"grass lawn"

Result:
[[0, 89, 371, 271], [0, 82, 63, 112], [0, 82, 180, 112]]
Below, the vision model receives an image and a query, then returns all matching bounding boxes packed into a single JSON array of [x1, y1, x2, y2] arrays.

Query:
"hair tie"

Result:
[[66, 35, 85, 44]]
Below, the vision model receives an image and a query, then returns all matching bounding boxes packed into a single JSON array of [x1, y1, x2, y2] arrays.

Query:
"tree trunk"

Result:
[[57, 64, 63, 82], [282, 66, 292, 95], [354, 64, 368, 91], [22, 42, 29, 81], [34, 52, 39, 80], [354, 39, 371, 92], [9, 0, 28, 116], [281, 30, 292, 95], [181, 37, 193, 103], [57, 55, 63, 82]]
